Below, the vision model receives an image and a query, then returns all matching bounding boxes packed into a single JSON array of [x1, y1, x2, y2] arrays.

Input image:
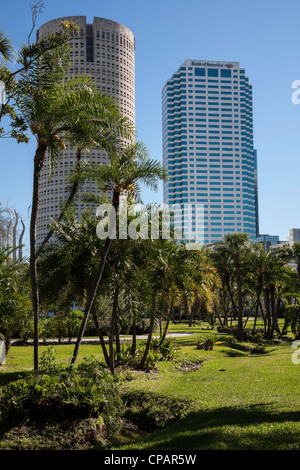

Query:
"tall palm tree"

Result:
[[37, 207, 112, 365], [245, 242, 267, 334], [217, 233, 251, 340], [262, 248, 293, 338], [15, 43, 131, 373], [70, 142, 168, 366]]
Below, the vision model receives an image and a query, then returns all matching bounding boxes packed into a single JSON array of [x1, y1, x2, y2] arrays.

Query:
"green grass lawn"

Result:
[[1, 326, 300, 450]]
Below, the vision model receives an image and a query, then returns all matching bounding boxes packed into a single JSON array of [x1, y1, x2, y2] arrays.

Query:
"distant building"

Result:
[[269, 229, 300, 251], [289, 228, 300, 245], [268, 229, 300, 270], [162, 59, 257, 246], [36, 16, 135, 247], [255, 234, 279, 252]]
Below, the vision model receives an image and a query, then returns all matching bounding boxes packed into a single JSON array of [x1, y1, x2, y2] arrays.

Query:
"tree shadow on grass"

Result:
[[222, 350, 246, 358], [0, 370, 30, 387], [114, 404, 300, 450]]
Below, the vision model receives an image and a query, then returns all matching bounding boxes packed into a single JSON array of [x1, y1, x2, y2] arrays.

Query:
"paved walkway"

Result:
[[13, 332, 195, 346]]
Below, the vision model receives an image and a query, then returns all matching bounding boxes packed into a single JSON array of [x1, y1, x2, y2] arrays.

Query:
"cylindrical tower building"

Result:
[[36, 16, 135, 246]]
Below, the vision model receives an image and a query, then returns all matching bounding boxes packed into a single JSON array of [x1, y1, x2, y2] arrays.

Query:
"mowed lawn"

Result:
[[114, 332, 300, 450], [1, 327, 300, 450]]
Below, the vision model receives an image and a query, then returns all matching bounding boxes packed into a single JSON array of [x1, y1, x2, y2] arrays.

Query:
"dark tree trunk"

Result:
[[252, 277, 263, 334], [158, 300, 173, 348], [259, 302, 267, 332], [139, 298, 156, 369], [30, 143, 47, 373], [71, 235, 113, 366], [109, 282, 120, 373], [264, 290, 272, 337], [71, 191, 119, 366], [131, 313, 137, 357], [236, 263, 244, 341], [188, 305, 195, 327], [91, 303, 109, 366]]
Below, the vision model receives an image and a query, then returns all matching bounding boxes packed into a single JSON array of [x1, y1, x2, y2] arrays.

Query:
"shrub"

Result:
[[0, 351, 123, 438], [118, 337, 179, 370], [151, 336, 179, 361], [196, 335, 217, 350]]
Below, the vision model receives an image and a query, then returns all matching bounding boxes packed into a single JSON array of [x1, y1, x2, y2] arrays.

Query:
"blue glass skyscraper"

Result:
[[162, 59, 257, 245]]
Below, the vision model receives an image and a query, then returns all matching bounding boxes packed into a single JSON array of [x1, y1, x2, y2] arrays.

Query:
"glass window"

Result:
[[195, 68, 206, 76], [208, 68, 219, 77], [221, 69, 232, 78]]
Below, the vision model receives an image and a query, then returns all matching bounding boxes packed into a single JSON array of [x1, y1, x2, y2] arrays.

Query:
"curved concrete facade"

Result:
[[36, 16, 135, 246]]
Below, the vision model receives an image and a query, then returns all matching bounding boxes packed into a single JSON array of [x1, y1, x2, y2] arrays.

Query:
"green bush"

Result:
[[117, 342, 160, 371], [0, 351, 123, 438], [151, 336, 179, 361], [118, 337, 179, 370], [196, 335, 216, 350]]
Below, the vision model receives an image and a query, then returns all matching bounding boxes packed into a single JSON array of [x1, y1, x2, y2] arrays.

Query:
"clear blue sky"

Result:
[[0, 0, 299, 253]]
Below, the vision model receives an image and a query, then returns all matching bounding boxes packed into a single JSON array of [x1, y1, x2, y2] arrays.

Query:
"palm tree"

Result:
[[15, 43, 131, 373], [37, 207, 112, 364], [35, 100, 132, 258], [262, 248, 293, 338], [245, 242, 267, 334], [0, 31, 14, 62], [214, 233, 251, 340], [70, 142, 168, 367], [0, 247, 31, 352]]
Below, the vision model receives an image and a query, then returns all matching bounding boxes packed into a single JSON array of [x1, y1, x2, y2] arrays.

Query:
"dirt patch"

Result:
[[178, 361, 203, 373]]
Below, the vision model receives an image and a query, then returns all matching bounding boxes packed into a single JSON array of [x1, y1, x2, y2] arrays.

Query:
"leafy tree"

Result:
[[69, 141, 168, 367], [14, 30, 130, 372], [0, 247, 31, 352]]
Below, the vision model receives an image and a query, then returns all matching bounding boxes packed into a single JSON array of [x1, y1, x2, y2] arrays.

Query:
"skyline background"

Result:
[[0, 0, 299, 253]]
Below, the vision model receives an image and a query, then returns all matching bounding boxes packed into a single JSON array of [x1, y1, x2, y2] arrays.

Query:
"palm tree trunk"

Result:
[[179, 300, 183, 323], [215, 301, 224, 328], [270, 287, 277, 338], [109, 282, 120, 373], [131, 312, 137, 357], [252, 278, 263, 334], [264, 291, 272, 337], [71, 190, 119, 366], [30, 143, 47, 373], [139, 297, 156, 369], [236, 263, 244, 341], [91, 303, 109, 366], [158, 300, 173, 347], [244, 300, 257, 328], [252, 298, 260, 334], [188, 305, 195, 327], [115, 308, 121, 357], [259, 301, 267, 332], [71, 236, 112, 366], [225, 276, 239, 320]]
